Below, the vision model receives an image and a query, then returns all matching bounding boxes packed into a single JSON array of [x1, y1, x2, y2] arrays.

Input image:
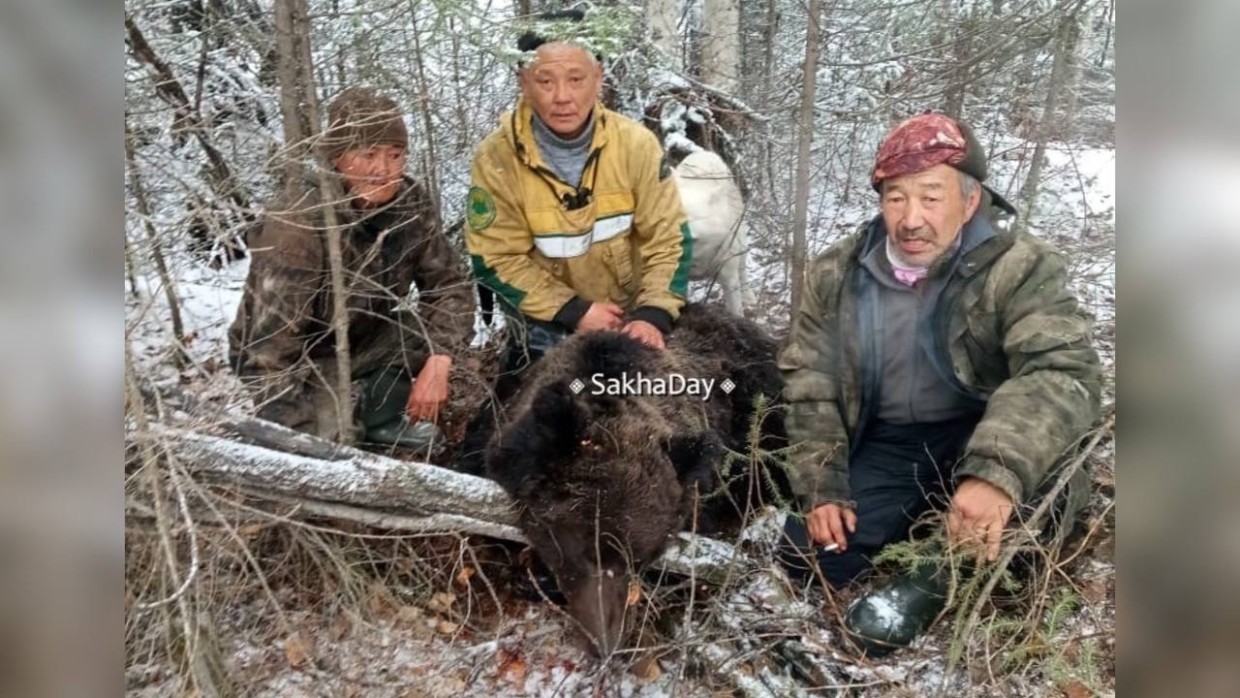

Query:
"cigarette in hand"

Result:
[[820, 543, 840, 552]]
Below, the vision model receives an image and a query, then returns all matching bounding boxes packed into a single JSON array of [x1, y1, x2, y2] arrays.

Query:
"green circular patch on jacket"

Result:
[[467, 186, 496, 230]]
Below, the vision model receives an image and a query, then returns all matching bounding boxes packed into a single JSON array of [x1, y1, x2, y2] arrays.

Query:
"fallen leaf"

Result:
[[283, 632, 313, 668], [410, 618, 433, 639], [626, 582, 642, 607], [1082, 577, 1109, 605], [427, 591, 457, 614], [397, 605, 424, 623], [454, 566, 476, 589], [498, 650, 527, 683], [366, 582, 397, 618], [327, 613, 352, 642], [1062, 681, 1093, 698], [630, 654, 662, 682]]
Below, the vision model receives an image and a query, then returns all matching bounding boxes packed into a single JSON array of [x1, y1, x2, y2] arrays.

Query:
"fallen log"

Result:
[[131, 414, 764, 582], [146, 423, 517, 529], [127, 411, 849, 694]]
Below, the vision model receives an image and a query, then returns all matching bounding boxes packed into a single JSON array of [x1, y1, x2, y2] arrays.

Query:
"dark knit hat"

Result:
[[515, 8, 603, 65], [321, 87, 408, 161], [871, 111, 1015, 215]]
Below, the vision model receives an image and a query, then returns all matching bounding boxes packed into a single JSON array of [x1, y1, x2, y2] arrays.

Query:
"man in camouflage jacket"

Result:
[[778, 113, 1101, 593], [229, 88, 474, 444]]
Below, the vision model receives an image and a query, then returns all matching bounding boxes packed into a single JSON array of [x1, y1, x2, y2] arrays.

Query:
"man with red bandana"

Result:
[[777, 112, 1101, 655]]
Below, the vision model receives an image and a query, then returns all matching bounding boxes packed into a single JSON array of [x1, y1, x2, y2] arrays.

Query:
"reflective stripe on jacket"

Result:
[[465, 98, 691, 324]]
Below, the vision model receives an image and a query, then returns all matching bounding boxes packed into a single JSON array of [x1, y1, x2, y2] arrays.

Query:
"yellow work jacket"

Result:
[[465, 99, 691, 325]]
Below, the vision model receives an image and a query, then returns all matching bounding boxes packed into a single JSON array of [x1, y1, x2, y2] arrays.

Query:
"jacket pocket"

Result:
[[606, 233, 636, 292]]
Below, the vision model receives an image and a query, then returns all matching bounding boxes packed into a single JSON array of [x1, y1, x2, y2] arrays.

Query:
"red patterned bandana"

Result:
[[871, 113, 968, 188]]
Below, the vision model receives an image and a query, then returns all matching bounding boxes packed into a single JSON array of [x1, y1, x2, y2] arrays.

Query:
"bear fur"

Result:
[[483, 304, 789, 656]]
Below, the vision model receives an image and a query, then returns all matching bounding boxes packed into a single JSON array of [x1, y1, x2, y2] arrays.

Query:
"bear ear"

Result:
[[531, 380, 585, 437], [664, 431, 723, 486], [487, 383, 584, 493]]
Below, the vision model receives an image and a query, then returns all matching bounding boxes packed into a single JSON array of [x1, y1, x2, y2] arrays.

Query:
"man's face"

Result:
[[332, 144, 406, 207], [881, 164, 982, 267], [519, 42, 603, 139]]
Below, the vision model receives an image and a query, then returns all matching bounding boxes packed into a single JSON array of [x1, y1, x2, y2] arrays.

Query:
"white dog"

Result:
[[673, 150, 754, 316]]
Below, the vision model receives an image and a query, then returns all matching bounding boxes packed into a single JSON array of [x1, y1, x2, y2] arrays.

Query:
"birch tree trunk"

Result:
[[649, 0, 682, 74], [761, 0, 778, 197], [1059, 15, 1084, 133], [789, 0, 821, 318], [701, 0, 739, 94], [449, 14, 470, 153], [273, 0, 308, 185], [1021, 8, 1080, 219], [273, 0, 355, 443]]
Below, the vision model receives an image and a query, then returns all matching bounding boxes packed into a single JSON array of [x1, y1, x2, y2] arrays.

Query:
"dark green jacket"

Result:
[[778, 209, 1101, 509], [229, 176, 474, 428]]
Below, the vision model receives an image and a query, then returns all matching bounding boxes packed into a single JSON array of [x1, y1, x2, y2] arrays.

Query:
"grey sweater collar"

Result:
[[530, 112, 595, 186], [531, 112, 595, 149]]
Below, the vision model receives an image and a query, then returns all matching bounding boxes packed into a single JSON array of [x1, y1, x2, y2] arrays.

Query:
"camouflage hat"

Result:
[[321, 87, 409, 161], [870, 111, 987, 190]]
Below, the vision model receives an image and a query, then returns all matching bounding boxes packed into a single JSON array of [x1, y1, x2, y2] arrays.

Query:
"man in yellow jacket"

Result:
[[465, 11, 691, 387]]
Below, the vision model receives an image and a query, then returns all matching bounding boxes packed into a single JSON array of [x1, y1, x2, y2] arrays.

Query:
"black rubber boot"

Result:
[[844, 563, 951, 657], [364, 417, 446, 455], [356, 366, 412, 428]]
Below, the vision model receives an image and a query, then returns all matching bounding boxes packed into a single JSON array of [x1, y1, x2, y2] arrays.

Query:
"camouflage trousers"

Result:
[[239, 324, 430, 442], [243, 359, 424, 442]]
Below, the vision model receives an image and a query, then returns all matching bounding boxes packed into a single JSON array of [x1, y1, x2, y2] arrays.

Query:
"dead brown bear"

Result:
[[484, 303, 789, 656]]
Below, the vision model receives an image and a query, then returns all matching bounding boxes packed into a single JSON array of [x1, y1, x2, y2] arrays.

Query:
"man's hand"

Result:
[[577, 302, 624, 332], [406, 354, 452, 423], [621, 320, 665, 349], [947, 477, 1015, 562], [806, 503, 857, 551]]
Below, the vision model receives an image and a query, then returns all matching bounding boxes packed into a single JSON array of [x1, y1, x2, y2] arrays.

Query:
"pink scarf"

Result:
[[886, 239, 929, 287]]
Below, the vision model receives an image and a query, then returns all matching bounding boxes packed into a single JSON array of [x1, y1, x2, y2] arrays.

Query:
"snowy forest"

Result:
[[124, 0, 1116, 695]]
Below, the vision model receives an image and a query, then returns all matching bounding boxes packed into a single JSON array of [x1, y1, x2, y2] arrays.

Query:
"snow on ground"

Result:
[[125, 145, 1115, 697], [126, 253, 248, 373], [131, 599, 709, 698]]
